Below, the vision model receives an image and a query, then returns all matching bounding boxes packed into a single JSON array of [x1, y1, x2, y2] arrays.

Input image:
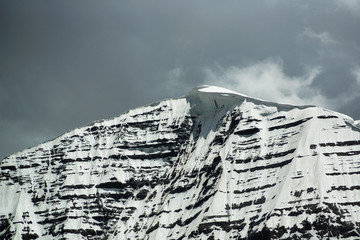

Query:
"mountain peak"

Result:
[[186, 85, 247, 117], [186, 85, 316, 117]]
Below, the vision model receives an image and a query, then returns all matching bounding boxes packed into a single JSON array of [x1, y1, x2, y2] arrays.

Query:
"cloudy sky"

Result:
[[1, 0, 360, 159]]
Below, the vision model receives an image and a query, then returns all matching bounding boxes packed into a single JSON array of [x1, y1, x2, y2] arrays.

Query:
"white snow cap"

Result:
[[192, 85, 270, 103], [196, 85, 242, 95]]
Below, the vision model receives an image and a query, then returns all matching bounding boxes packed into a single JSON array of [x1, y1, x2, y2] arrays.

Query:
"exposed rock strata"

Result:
[[1, 86, 360, 239]]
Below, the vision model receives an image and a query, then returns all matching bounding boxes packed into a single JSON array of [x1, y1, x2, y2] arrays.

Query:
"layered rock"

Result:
[[1, 86, 360, 239]]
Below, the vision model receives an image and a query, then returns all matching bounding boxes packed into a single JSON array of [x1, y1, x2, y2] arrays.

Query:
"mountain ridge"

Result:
[[4, 85, 359, 160]]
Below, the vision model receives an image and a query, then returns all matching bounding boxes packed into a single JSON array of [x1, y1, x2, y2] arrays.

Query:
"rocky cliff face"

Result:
[[1, 86, 360, 239]]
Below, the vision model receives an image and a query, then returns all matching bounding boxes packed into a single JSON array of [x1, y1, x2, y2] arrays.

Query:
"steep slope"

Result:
[[1, 85, 360, 239]]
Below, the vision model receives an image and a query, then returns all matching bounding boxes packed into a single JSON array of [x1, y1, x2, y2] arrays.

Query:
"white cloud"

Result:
[[203, 58, 327, 107], [302, 28, 336, 45], [164, 60, 360, 117]]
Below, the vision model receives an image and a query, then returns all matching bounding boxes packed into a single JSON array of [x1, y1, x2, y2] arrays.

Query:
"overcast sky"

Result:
[[1, 0, 360, 159]]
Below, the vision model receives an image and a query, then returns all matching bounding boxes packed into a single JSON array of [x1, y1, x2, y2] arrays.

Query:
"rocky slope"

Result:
[[1, 85, 360, 239]]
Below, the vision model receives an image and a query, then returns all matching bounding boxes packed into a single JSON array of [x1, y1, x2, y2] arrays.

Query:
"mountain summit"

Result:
[[1, 86, 360, 239]]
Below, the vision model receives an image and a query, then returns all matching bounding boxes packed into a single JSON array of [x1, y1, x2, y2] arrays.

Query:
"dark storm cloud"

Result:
[[1, 0, 360, 159]]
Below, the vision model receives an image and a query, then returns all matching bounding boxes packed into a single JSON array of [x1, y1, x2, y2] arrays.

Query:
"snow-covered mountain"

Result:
[[1, 85, 360, 239]]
